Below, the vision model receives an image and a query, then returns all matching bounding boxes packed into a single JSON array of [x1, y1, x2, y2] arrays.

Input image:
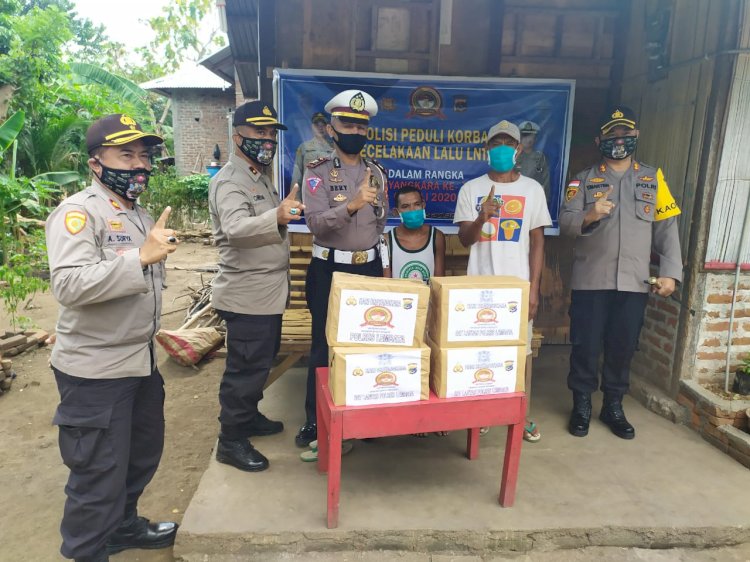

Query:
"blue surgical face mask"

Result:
[[400, 208, 426, 229], [488, 145, 517, 173]]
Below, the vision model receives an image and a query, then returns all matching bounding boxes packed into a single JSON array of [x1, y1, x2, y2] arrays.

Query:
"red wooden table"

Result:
[[315, 368, 527, 528]]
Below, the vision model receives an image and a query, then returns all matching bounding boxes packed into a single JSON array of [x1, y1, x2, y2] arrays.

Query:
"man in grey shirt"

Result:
[[209, 101, 303, 471], [559, 105, 682, 440]]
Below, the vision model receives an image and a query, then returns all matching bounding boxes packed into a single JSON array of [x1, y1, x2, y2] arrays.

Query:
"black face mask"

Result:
[[331, 126, 367, 155], [95, 160, 150, 201], [237, 135, 277, 165], [599, 136, 638, 160]]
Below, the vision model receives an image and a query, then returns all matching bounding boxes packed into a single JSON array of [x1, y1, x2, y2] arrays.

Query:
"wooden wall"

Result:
[[273, 0, 630, 343]]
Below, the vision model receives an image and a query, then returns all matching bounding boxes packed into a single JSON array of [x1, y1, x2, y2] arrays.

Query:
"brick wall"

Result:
[[631, 289, 681, 393], [694, 273, 750, 384], [172, 89, 236, 176]]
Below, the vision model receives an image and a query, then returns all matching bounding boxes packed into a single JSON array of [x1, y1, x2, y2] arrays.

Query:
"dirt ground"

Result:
[[0, 242, 225, 561]]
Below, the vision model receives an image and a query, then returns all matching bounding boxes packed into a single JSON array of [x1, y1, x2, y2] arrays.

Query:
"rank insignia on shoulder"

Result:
[[333, 193, 347, 202], [109, 198, 121, 210], [65, 210, 87, 235], [307, 156, 330, 169]]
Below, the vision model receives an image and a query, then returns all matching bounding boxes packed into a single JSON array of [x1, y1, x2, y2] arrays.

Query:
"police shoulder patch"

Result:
[[64, 210, 87, 235], [306, 156, 331, 169]]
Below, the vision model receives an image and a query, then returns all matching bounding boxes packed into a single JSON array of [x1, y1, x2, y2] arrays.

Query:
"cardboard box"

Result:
[[428, 276, 529, 347], [328, 345, 430, 406], [326, 272, 430, 347], [428, 337, 526, 399]]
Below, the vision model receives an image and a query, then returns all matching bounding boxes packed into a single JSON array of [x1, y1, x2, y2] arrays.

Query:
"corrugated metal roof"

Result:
[[140, 65, 233, 96]]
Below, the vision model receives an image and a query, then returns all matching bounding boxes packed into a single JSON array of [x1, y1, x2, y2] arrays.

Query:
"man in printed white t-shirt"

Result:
[[453, 119, 552, 443]]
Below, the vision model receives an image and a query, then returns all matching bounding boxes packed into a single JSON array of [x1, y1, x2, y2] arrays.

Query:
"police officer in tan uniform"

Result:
[[516, 120, 550, 198], [296, 90, 388, 448], [291, 111, 334, 190], [560, 106, 682, 440], [46, 114, 179, 561], [209, 101, 303, 471]]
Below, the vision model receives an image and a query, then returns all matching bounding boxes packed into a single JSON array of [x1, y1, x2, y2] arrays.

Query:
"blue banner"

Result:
[[274, 69, 574, 233]]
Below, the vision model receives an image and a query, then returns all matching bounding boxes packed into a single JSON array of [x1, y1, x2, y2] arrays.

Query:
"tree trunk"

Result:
[[0, 84, 15, 121]]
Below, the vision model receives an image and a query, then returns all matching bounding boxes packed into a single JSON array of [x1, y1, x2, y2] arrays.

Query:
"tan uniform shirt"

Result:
[[301, 155, 388, 251], [46, 182, 164, 379], [516, 150, 550, 196], [291, 137, 334, 190], [559, 160, 683, 293], [209, 153, 289, 315]]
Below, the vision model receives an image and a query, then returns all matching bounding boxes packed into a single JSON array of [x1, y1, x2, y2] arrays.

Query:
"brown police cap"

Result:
[[86, 114, 164, 154], [232, 100, 288, 129], [600, 106, 638, 135]]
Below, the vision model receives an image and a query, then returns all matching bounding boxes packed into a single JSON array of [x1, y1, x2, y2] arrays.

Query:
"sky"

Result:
[[71, 0, 223, 59]]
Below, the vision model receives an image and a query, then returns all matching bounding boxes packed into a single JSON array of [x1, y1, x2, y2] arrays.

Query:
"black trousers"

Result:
[[567, 290, 649, 399], [52, 365, 165, 560], [216, 310, 282, 439], [304, 255, 383, 423]]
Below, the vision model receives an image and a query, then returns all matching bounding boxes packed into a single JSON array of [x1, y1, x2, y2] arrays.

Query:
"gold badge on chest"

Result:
[[329, 168, 343, 183], [333, 193, 347, 202]]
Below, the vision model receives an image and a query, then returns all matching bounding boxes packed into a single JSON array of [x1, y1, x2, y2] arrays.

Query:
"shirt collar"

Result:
[[89, 180, 129, 214], [229, 153, 262, 181]]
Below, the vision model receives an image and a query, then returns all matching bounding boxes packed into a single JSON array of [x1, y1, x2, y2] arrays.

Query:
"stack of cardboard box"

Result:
[[427, 276, 529, 399], [326, 272, 431, 406]]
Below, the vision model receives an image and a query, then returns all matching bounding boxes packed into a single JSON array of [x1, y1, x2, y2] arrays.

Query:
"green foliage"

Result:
[[0, 109, 23, 152], [69, 63, 156, 128], [135, 0, 225, 81], [0, 228, 47, 329], [139, 169, 210, 230]]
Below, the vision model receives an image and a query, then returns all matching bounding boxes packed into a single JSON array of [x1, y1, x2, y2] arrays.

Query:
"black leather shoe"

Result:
[[106, 515, 178, 555], [216, 437, 269, 471], [568, 392, 592, 437], [600, 397, 635, 439], [295, 422, 317, 448], [246, 412, 284, 436]]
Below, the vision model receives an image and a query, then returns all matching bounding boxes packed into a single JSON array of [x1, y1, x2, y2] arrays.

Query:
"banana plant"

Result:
[[0, 110, 24, 156]]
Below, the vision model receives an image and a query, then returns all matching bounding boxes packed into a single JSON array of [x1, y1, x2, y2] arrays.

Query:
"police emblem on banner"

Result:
[[408, 86, 445, 118]]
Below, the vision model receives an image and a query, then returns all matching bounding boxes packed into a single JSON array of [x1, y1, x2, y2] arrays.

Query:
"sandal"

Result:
[[523, 421, 541, 443], [300, 439, 354, 462]]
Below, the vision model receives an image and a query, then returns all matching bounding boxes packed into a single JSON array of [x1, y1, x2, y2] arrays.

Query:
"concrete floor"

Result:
[[174, 346, 750, 559]]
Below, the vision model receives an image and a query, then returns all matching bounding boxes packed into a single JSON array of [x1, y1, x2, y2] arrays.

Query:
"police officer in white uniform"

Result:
[[560, 106, 682, 440], [296, 90, 388, 447], [46, 114, 179, 561]]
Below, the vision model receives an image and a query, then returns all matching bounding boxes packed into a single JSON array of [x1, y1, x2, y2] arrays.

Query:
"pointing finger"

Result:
[[488, 185, 496, 201], [287, 184, 299, 200], [155, 206, 171, 229], [603, 186, 614, 200]]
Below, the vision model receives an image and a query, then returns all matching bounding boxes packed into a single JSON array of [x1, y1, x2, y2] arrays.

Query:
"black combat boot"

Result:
[[599, 395, 635, 439], [216, 436, 269, 471], [568, 392, 592, 437], [106, 511, 178, 555], [245, 412, 284, 436]]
